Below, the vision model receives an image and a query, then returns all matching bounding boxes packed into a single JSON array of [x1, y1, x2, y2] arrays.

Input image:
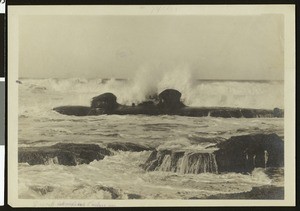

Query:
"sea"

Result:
[[18, 77, 284, 199]]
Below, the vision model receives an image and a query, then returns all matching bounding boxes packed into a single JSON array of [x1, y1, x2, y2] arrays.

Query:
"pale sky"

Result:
[[19, 14, 284, 80]]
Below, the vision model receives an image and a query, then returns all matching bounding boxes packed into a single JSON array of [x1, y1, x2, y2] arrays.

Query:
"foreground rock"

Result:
[[205, 185, 284, 199], [19, 143, 112, 166], [106, 142, 153, 152], [215, 133, 284, 173], [53, 89, 284, 118], [142, 133, 284, 174]]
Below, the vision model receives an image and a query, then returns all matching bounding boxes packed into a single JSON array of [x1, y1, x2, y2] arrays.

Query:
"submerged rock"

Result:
[[106, 142, 153, 152], [215, 133, 284, 173], [19, 143, 112, 166]]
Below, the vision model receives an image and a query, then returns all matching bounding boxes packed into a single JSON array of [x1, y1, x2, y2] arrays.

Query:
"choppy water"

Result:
[[18, 78, 284, 199]]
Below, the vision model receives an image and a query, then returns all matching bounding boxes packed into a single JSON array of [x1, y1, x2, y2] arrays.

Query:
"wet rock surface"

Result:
[[215, 133, 284, 173], [19, 143, 112, 166]]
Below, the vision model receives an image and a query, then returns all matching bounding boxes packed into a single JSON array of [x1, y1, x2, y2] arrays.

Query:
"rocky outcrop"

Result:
[[106, 142, 153, 152], [142, 133, 284, 174], [90, 92, 120, 114], [273, 107, 284, 118], [53, 106, 91, 116], [157, 89, 186, 113], [19, 143, 112, 166], [53, 89, 284, 118], [215, 133, 284, 173]]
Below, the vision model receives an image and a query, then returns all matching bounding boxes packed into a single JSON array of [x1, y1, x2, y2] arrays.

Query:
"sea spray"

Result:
[[19, 76, 283, 109]]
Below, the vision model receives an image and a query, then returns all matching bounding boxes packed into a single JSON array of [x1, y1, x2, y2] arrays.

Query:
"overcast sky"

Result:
[[18, 14, 284, 80]]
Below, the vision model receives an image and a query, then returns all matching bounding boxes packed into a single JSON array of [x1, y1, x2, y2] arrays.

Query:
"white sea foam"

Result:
[[18, 151, 275, 199]]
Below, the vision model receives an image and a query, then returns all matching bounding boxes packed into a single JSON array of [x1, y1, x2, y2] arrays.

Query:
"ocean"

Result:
[[18, 78, 284, 199]]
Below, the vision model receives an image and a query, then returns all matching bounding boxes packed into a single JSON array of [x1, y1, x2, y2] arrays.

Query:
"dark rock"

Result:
[[19, 143, 112, 166], [210, 110, 232, 118], [241, 109, 257, 118], [53, 89, 280, 118], [206, 185, 284, 199], [179, 107, 209, 117], [215, 133, 284, 173], [53, 106, 91, 116], [127, 193, 142, 199], [107, 142, 153, 152], [114, 105, 161, 115], [255, 109, 273, 117], [90, 92, 119, 114], [228, 109, 243, 118], [273, 107, 284, 118], [138, 101, 156, 107], [157, 89, 186, 112]]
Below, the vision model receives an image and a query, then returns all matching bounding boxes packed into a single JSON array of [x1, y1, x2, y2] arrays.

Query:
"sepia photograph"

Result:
[[8, 5, 295, 207]]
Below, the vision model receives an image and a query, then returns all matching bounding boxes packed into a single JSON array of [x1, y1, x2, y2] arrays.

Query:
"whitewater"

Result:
[[18, 76, 284, 199]]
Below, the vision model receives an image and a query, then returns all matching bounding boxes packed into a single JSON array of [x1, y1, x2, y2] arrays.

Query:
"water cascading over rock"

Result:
[[142, 133, 284, 175], [141, 150, 218, 174]]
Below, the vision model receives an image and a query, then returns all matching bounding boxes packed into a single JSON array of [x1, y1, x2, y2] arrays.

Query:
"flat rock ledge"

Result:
[[18, 143, 112, 166]]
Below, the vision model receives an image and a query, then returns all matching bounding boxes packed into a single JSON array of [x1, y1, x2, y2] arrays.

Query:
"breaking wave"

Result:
[[19, 68, 283, 109]]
